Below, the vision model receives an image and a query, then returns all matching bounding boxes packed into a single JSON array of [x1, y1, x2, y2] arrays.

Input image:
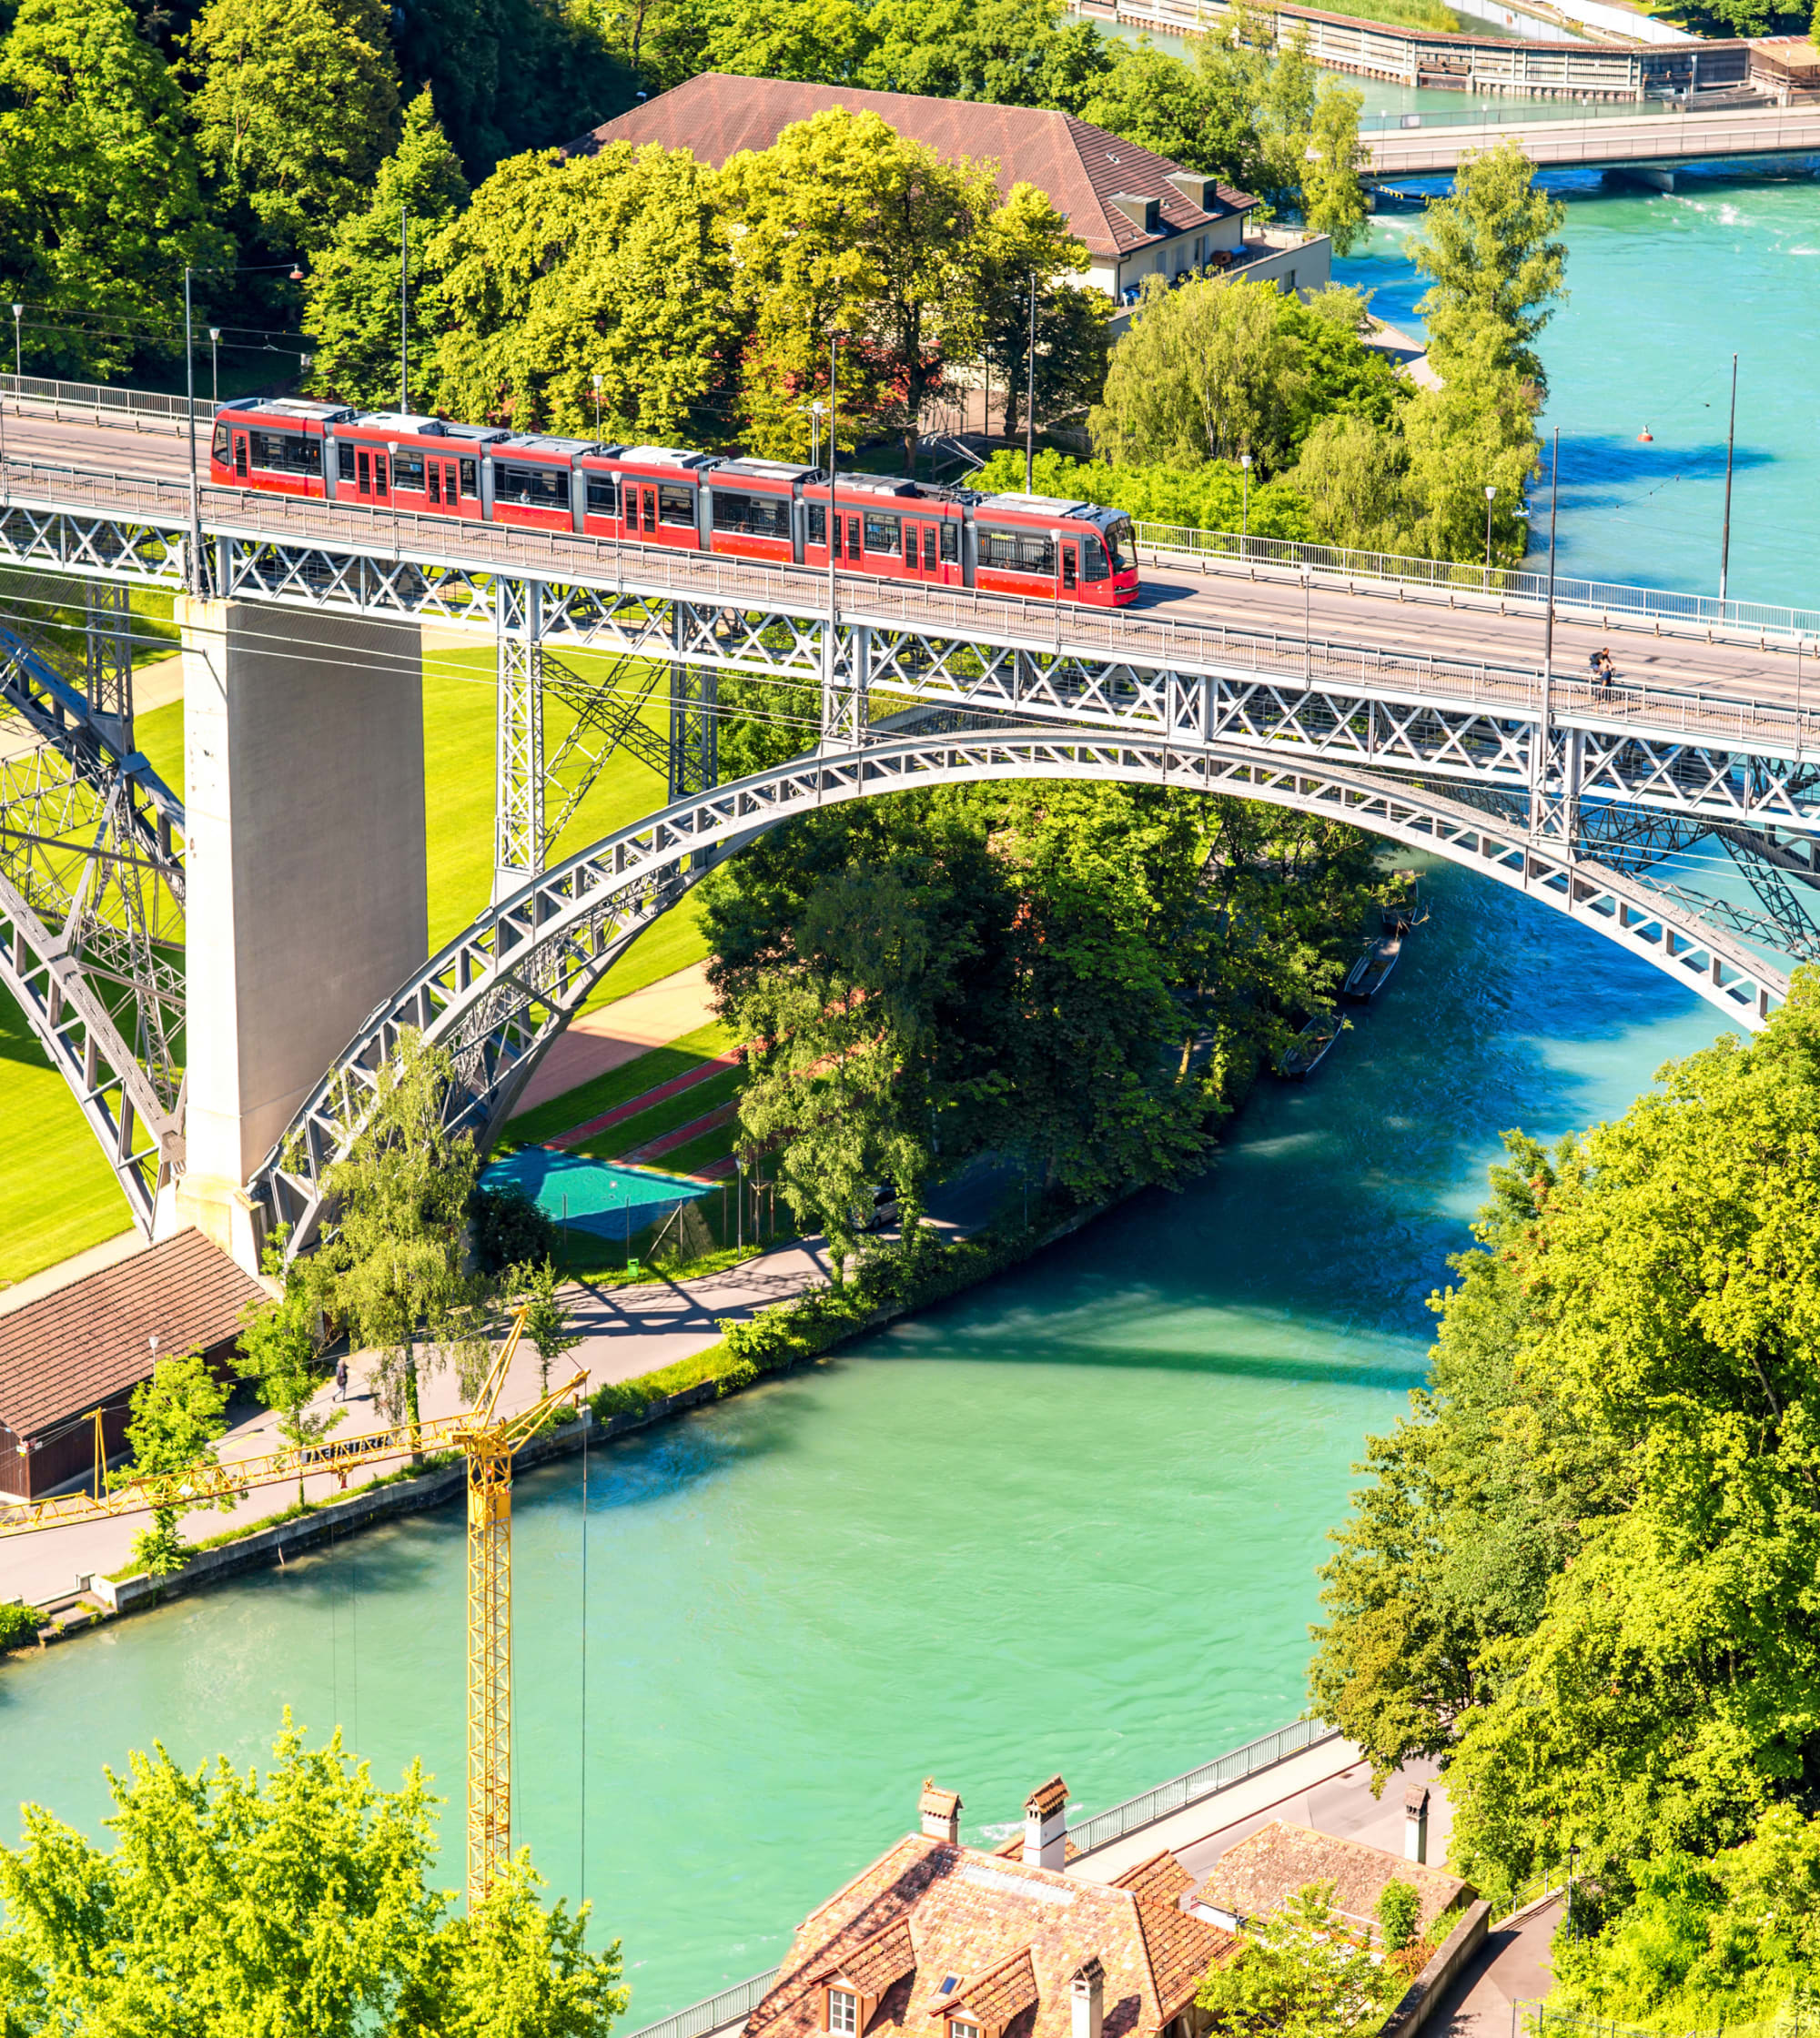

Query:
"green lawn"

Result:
[[5, 642, 718, 1290], [569, 1061, 743, 1163], [501, 1017, 733, 1152]]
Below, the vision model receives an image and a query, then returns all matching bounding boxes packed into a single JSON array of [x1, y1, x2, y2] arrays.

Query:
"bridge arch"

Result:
[[255, 725, 1787, 1256]]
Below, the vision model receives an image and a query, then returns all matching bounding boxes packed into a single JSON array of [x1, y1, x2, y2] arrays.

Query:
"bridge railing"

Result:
[[0, 373, 209, 429], [1067, 1714, 1338, 1855], [1132, 520, 1820, 647]]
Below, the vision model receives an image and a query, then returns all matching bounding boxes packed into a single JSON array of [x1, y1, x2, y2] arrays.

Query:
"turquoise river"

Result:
[[0, 155, 1815, 2026]]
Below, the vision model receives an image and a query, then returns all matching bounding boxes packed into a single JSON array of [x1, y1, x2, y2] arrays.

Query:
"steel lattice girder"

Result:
[[253, 727, 1787, 1257], [6, 477, 1820, 832]]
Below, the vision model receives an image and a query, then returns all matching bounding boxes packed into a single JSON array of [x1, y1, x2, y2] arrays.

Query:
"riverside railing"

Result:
[[0, 373, 210, 429], [615, 1716, 1338, 2038], [1132, 520, 1820, 648]]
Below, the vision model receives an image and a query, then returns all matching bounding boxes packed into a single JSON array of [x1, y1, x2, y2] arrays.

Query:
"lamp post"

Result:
[[10, 303, 20, 379], [1301, 564, 1311, 683], [826, 332, 843, 739], [808, 399, 824, 468], [1239, 451, 1252, 555], [1024, 269, 1037, 493], [1483, 483, 1497, 578], [1718, 349, 1737, 605], [207, 328, 221, 406], [592, 372, 604, 444], [1566, 1842, 1580, 1933], [399, 203, 410, 413]]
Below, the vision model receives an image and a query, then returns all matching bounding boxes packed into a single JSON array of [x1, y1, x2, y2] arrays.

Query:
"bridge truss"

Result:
[[2, 459, 1816, 1242]]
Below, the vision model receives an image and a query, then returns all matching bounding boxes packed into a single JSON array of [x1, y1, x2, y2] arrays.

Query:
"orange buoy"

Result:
[[1638, 428, 1654, 442]]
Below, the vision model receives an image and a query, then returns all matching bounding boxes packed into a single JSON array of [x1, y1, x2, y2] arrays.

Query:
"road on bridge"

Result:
[[1363, 102, 1820, 177], [2, 405, 1808, 720]]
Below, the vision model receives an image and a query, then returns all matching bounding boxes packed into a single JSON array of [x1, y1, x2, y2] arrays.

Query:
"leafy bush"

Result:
[[1377, 1878, 1421, 1954], [0, 1600, 41, 1652], [469, 1183, 556, 1275], [592, 1379, 653, 1422]]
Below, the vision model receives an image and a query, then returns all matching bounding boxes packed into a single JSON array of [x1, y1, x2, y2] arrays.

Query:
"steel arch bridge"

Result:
[[253, 722, 1791, 1256], [4, 450, 1818, 1248]]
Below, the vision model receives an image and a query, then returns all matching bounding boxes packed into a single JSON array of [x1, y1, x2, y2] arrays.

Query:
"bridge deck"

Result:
[[1363, 103, 1820, 175], [4, 408, 1808, 729]]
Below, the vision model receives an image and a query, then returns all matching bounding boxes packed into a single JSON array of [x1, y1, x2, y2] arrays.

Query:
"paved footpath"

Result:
[[0, 1168, 1008, 1609]]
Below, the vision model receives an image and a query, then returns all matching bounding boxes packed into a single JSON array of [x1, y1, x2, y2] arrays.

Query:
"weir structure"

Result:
[[5, 446, 1819, 1270]]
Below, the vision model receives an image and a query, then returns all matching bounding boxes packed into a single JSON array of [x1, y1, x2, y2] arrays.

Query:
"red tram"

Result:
[[208, 399, 1140, 607]]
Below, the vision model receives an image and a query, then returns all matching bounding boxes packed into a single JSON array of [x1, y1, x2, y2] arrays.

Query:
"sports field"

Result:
[[1, 640, 712, 1295]]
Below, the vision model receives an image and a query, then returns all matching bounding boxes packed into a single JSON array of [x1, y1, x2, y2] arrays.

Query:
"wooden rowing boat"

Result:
[[1277, 1012, 1340, 1080], [1341, 931, 1404, 1004]]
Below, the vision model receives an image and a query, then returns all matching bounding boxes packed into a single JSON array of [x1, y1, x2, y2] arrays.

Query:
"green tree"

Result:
[[1092, 275, 1306, 470], [113, 1350, 236, 1575], [720, 108, 996, 469], [0, 1713, 629, 2034], [1278, 285, 1406, 437], [305, 89, 470, 409], [1399, 329, 1539, 563], [301, 1028, 483, 1439], [1376, 1878, 1421, 1955], [430, 141, 737, 440], [187, 0, 402, 256], [972, 445, 1313, 540], [1290, 413, 1413, 554], [0, 0, 226, 380], [513, 1257, 581, 1399], [978, 184, 1108, 441], [701, 0, 873, 82], [237, 1235, 344, 1503], [859, 0, 1115, 111], [1302, 84, 1370, 257], [1412, 137, 1566, 389], [1196, 1882, 1388, 2038]]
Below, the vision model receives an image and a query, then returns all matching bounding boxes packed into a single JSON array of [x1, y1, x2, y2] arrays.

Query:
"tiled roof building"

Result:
[[746, 1779, 1237, 2038], [1188, 1820, 1471, 1939], [0, 1229, 263, 1500], [569, 75, 1260, 303]]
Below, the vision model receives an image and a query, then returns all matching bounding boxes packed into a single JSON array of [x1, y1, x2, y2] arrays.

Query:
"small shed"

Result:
[[0, 1230, 265, 1501]]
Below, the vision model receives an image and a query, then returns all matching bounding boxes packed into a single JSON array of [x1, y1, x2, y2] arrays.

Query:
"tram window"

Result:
[[495, 462, 570, 510], [248, 429, 321, 476], [1105, 516, 1134, 572], [585, 473, 618, 516], [460, 459, 478, 497], [864, 512, 900, 554], [939, 523, 957, 563], [713, 489, 790, 540], [393, 451, 426, 491], [923, 528, 937, 571], [1082, 536, 1109, 581], [657, 484, 695, 527], [903, 526, 916, 565], [337, 443, 356, 480], [428, 465, 441, 505], [211, 423, 229, 465], [808, 504, 827, 545], [979, 527, 1054, 575]]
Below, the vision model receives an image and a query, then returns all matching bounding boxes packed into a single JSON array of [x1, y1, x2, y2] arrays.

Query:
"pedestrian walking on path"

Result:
[[335, 1357, 349, 1401]]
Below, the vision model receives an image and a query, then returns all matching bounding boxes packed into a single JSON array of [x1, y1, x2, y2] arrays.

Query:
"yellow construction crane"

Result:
[[1, 1308, 587, 1909]]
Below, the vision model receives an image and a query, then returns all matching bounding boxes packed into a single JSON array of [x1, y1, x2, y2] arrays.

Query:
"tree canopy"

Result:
[[0, 1714, 628, 2036]]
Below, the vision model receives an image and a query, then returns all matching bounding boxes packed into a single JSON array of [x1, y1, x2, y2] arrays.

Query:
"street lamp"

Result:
[[399, 203, 410, 413], [591, 372, 604, 444], [207, 327, 221, 406], [9, 303, 20, 379], [1024, 267, 1038, 493], [1566, 1841, 1580, 1932], [1301, 563, 1312, 683], [1239, 451, 1252, 553], [826, 332, 844, 733], [808, 399, 825, 468], [1483, 483, 1497, 576]]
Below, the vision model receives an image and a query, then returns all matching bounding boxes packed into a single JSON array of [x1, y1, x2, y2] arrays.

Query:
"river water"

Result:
[[0, 855, 1740, 2016]]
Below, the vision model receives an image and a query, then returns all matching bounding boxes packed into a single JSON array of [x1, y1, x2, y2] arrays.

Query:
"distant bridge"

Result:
[[1361, 103, 1820, 181]]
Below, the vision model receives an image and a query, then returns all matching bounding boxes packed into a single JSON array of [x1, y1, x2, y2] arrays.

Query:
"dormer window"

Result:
[[828, 1991, 858, 2035], [951, 2023, 980, 2038]]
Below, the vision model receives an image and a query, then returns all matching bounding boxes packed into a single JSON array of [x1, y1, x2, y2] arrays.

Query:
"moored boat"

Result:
[[1380, 870, 1427, 933], [1277, 1012, 1340, 1080], [1341, 931, 1404, 1004]]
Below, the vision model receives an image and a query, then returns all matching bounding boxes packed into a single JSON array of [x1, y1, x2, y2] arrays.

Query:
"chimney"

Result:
[[1070, 1959, 1105, 2038], [1403, 1782, 1430, 1865], [1023, 1775, 1068, 1871], [920, 1779, 963, 1844]]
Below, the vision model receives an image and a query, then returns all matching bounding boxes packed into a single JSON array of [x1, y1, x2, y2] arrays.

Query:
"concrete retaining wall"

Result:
[[1380, 1898, 1492, 2038]]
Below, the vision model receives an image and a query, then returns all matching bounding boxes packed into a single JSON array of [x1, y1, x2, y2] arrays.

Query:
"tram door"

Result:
[[904, 520, 941, 580], [370, 451, 389, 500], [354, 449, 390, 500], [231, 430, 249, 479], [427, 458, 460, 509], [1059, 539, 1079, 599]]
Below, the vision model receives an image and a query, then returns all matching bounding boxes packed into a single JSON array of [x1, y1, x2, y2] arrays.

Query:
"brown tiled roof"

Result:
[[829, 1919, 918, 1997], [746, 1833, 1237, 2038], [922, 1782, 964, 1821], [1024, 1777, 1068, 1819], [0, 1230, 263, 1438], [1192, 1821, 1470, 1937], [1110, 1852, 1192, 1909], [567, 76, 1255, 262]]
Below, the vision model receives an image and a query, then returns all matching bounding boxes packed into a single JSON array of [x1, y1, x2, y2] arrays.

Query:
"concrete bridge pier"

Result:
[[166, 598, 427, 1270], [1608, 164, 1677, 192]]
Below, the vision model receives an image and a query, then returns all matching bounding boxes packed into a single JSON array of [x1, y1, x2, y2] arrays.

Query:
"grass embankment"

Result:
[[0, 643, 714, 1295]]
